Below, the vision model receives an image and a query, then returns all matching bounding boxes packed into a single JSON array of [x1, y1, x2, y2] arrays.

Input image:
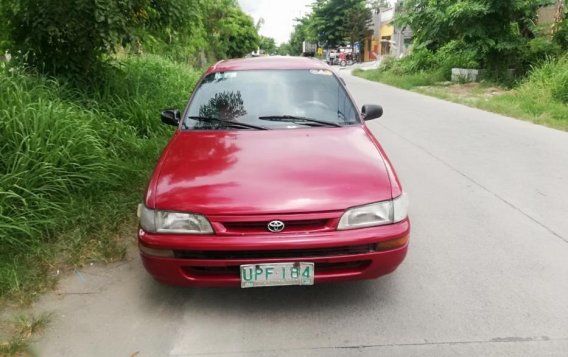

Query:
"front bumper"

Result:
[[138, 219, 410, 287]]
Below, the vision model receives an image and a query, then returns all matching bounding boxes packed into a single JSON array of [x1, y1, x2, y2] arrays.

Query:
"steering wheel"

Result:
[[300, 100, 330, 110]]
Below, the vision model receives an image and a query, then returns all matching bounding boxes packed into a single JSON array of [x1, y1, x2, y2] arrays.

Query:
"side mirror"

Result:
[[161, 109, 181, 126], [361, 104, 383, 121]]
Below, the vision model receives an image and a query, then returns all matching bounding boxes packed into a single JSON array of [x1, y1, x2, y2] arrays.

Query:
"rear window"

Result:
[[183, 69, 359, 129]]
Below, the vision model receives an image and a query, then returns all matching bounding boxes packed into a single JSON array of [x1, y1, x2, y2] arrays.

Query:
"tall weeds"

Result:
[[0, 55, 200, 301]]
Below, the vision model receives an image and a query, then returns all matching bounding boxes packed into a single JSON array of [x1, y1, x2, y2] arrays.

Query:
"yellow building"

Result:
[[378, 8, 394, 56], [363, 8, 395, 61], [379, 21, 394, 56], [363, 36, 379, 62], [363, 11, 380, 62]]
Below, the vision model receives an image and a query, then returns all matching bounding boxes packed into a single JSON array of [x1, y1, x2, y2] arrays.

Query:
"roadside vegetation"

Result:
[[279, 0, 384, 55], [0, 55, 200, 305], [0, 313, 51, 356], [0, 0, 271, 307], [354, 55, 568, 131], [353, 0, 568, 131], [0, 0, 274, 352]]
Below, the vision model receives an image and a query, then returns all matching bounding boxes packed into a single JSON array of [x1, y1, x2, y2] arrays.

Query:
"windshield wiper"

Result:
[[186, 116, 268, 130], [258, 115, 343, 128]]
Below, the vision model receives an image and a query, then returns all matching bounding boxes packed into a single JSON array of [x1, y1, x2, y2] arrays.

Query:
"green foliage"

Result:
[[288, 18, 314, 55], [553, 8, 568, 49], [311, 0, 372, 47], [218, 8, 260, 58], [0, 313, 52, 355], [519, 55, 568, 104], [0, 2, 8, 52], [285, 0, 372, 52], [397, 0, 555, 74], [0, 55, 200, 301], [354, 55, 568, 131], [376, 43, 478, 81], [476, 56, 568, 129], [344, 1, 373, 46], [171, 0, 259, 60], [435, 41, 481, 72], [354, 67, 446, 89], [2, 0, 141, 76], [77, 55, 200, 138], [524, 36, 563, 65], [0, 71, 116, 251], [276, 43, 293, 56], [133, 0, 210, 65], [395, 48, 437, 73], [259, 36, 277, 54], [0, 0, 259, 76]]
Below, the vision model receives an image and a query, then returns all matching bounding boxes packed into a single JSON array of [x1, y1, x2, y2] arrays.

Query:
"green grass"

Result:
[[0, 312, 51, 356], [476, 92, 568, 131], [353, 68, 446, 90], [0, 54, 200, 304], [353, 56, 568, 131]]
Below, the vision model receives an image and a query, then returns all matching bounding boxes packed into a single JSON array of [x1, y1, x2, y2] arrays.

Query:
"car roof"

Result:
[[206, 56, 330, 74]]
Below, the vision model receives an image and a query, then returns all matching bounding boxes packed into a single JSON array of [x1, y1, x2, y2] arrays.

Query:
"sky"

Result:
[[238, 0, 315, 45]]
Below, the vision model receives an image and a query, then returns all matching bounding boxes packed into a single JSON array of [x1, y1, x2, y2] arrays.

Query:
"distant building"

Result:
[[379, 8, 395, 56], [363, 4, 413, 62], [393, 25, 413, 58], [363, 11, 381, 62]]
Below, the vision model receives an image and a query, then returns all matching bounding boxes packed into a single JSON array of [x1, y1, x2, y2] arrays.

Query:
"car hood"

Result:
[[151, 127, 393, 215]]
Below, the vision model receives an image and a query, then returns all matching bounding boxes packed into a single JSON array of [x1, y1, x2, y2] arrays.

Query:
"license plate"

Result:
[[240, 262, 314, 288]]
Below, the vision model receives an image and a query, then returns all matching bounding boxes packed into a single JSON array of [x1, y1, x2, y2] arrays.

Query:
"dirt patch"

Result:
[[0, 312, 51, 356], [417, 82, 509, 103]]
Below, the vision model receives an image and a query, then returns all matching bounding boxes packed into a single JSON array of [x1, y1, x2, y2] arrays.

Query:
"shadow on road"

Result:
[[139, 273, 398, 316]]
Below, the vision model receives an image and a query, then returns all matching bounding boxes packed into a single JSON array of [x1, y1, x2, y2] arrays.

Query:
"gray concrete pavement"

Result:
[[32, 71, 568, 356]]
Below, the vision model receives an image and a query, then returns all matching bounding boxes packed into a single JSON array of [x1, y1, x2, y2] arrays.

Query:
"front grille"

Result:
[[184, 260, 371, 276], [174, 244, 375, 260], [221, 219, 330, 233]]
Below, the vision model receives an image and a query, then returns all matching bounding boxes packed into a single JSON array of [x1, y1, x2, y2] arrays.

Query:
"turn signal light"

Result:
[[139, 243, 174, 258], [375, 236, 409, 251]]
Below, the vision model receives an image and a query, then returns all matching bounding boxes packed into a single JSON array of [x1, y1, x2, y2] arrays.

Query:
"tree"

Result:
[[222, 11, 260, 58], [396, 0, 555, 72], [0, 0, 260, 76], [310, 0, 349, 47], [0, 0, 212, 75], [553, 1, 568, 49], [1, 0, 143, 76], [259, 36, 277, 54], [276, 43, 293, 55], [202, 0, 259, 59], [307, 0, 371, 48], [288, 17, 315, 55], [345, 2, 373, 47]]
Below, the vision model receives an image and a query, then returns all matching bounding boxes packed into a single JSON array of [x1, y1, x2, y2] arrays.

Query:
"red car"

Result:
[[138, 57, 409, 288]]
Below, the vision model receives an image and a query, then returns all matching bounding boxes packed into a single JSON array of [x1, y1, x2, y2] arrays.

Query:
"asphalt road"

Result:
[[33, 69, 568, 356]]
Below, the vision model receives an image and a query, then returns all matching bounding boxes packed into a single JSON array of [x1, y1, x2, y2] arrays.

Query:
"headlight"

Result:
[[137, 204, 213, 234], [337, 193, 408, 230]]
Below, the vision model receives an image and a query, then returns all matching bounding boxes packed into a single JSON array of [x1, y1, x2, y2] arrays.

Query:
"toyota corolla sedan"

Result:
[[137, 56, 410, 288]]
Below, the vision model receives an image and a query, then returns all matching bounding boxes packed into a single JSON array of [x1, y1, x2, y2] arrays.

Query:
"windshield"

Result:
[[183, 69, 359, 130]]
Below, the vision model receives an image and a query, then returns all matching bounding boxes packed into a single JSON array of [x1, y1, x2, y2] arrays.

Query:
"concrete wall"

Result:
[[451, 68, 485, 82], [537, 5, 558, 25]]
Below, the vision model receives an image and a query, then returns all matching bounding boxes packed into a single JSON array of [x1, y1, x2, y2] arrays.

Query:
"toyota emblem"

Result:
[[267, 220, 285, 233]]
